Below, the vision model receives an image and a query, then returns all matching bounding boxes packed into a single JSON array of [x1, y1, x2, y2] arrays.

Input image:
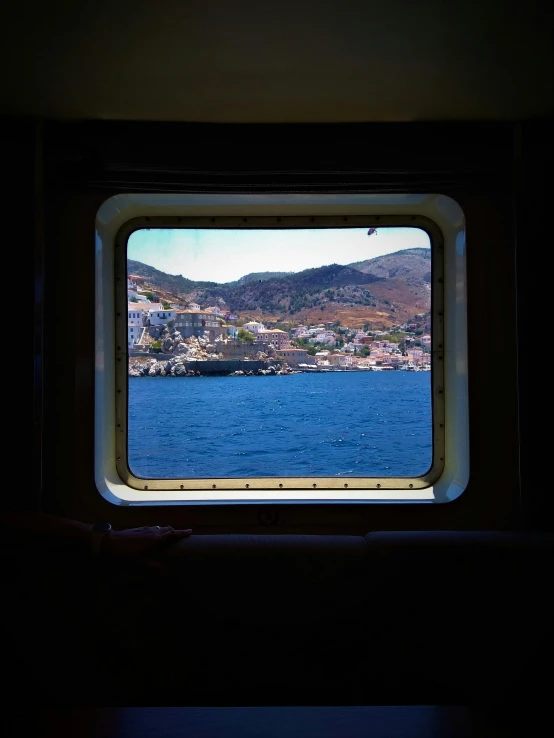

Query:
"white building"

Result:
[[128, 305, 145, 327], [188, 302, 201, 311], [128, 290, 150, 303], [309, 332, 336, 345], [327, 353, 354, 367], [242, 321, 265, 334], [128, 324, 143, 348], [146, 305, 177, 326]]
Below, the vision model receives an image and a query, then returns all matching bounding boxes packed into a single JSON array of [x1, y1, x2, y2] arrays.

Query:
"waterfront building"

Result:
[[174, 309, 226, 342], [278, 348, 316, 368], [243, 320, 266, 334], [256, 329, 290, 350]]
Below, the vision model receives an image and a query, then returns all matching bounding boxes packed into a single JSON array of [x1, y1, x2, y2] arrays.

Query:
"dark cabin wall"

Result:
[[2, 3, 552, 727], [1, 112, 547, 531], [3, 116, 44, 511], [37, 120, 523, 532], [2, 114, 553, 731], [513, 121, 552, 530], [3, 1, 553, 124]]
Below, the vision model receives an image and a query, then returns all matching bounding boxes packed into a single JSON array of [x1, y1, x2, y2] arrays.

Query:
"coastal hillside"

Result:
[[126, 261, 217, 292], [128, 248, 431, 329], [348, 247, 431, 282], [226, 271, 295, 286]]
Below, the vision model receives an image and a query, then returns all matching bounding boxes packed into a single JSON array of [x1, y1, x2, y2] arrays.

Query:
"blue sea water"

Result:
[[128, 371, 432, 479]]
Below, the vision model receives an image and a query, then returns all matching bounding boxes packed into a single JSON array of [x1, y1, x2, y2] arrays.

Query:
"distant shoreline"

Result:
[[129, 355, 429, 377], [129, 367, 426, 376]]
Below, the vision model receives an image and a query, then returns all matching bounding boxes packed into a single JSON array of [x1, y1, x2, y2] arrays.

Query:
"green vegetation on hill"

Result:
[[225, 271, 294, 286], [128, 248, 431, 326], [128, 260, 217, 291]]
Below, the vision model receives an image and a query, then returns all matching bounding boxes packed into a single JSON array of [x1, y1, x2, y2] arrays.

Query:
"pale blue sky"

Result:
[[128, 227, 429, 284]]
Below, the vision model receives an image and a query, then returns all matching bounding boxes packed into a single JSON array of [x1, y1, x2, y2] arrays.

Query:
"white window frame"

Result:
[[95, 193, 468, 505]]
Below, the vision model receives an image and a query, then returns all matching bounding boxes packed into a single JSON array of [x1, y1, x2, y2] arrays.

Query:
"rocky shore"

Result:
[[129, 325, 296, 376], [129, 357, 296, 377]]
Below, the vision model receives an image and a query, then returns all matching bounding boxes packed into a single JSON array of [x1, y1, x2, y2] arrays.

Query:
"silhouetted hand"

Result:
[[101, 525, 192, 571]]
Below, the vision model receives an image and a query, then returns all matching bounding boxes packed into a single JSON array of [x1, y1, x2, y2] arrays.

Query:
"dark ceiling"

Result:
[[1, 0, 552, 122]]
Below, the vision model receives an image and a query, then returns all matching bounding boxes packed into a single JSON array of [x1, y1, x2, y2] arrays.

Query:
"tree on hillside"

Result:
[[237, 329, 255, 342]]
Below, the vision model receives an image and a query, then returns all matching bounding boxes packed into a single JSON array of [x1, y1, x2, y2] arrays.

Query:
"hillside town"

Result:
[[127, 274, 432, 373]]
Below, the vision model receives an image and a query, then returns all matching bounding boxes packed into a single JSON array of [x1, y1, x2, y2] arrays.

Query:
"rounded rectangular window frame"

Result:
[[95, 193, 468, 505]]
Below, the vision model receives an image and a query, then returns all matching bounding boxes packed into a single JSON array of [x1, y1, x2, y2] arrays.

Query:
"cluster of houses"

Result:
[[127, 276, 431, 370]]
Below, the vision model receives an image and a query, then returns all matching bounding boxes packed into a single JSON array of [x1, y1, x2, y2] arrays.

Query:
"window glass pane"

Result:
[[126, 226, 432, 480]]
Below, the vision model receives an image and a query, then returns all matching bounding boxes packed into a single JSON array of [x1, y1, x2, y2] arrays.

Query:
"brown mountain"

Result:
[[128, 248, 431, 330], [349, 247, 431, 282]]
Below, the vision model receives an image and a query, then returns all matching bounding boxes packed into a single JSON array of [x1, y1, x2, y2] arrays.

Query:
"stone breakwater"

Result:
[[129, 358, 294, 377]]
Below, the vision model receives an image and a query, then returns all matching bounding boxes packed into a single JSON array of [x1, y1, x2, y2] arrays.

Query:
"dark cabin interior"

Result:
[[2, 1, 553, 736]]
